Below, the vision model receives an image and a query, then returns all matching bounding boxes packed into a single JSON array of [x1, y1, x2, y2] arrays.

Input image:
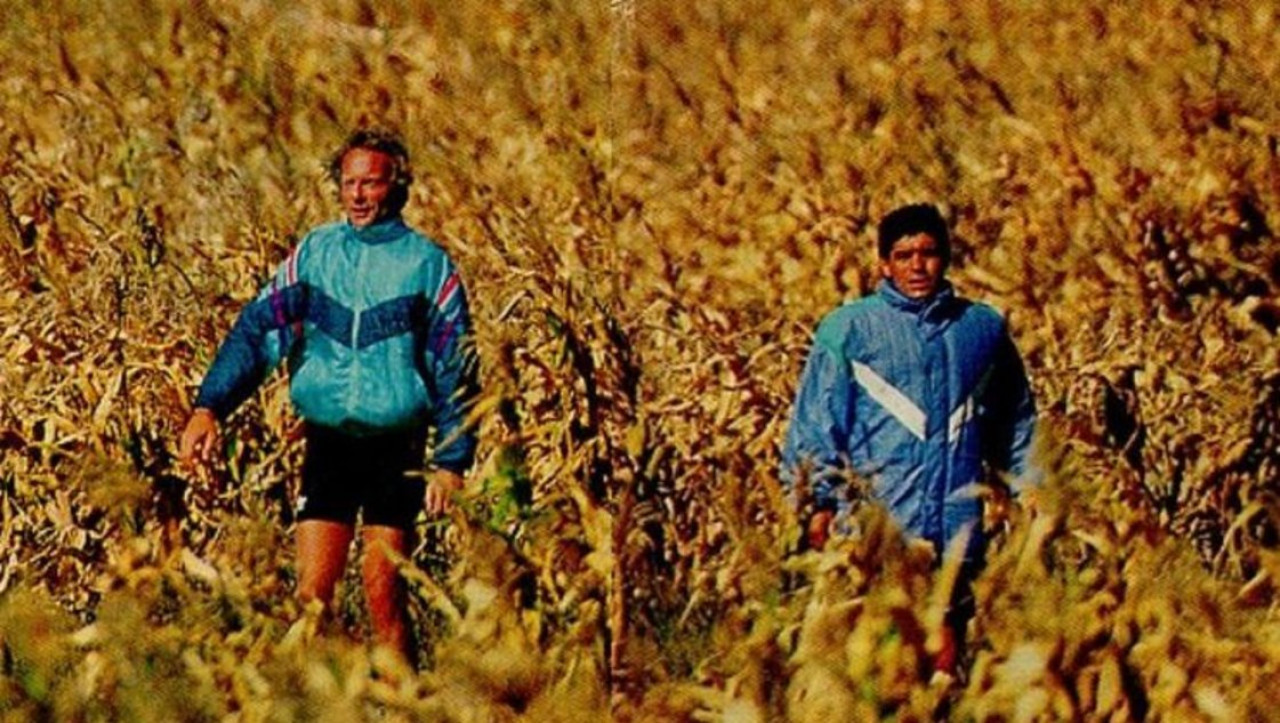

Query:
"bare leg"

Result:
[[297, 519, 356, 614], [362, 524, 413, 664]]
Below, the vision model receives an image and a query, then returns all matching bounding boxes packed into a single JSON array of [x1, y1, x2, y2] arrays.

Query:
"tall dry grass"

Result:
[[2, 1, 1280, 720]]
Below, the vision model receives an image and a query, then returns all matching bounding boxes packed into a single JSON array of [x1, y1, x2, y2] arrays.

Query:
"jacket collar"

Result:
[[877, 278, 957, 321], [345, 216, 410, 245]]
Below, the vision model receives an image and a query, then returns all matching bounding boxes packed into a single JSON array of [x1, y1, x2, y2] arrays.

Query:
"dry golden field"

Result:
[[3, 1, 1280, 720]]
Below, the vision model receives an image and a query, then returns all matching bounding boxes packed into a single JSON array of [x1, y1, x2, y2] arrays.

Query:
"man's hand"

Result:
[[424, 469, 464, 516], [807, 509, 835, 551], [180, 408, 220, 466], [931, 622, 958, 676]]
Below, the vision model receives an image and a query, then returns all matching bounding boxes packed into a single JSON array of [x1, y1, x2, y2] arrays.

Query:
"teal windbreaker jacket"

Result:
[[194, 216, 478, 473]]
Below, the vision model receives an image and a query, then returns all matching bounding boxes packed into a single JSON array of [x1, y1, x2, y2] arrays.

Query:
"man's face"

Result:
[[881, 232, 946, 300], [340, 147, 396, 228]]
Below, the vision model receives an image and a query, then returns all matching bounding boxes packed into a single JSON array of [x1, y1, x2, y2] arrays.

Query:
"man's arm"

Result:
[[781, 335, 855, 548], [981, 330, 1037, 484], [192, 280, 309, 420], [420, 260, 480, 511], [182, 246, 310, 465]]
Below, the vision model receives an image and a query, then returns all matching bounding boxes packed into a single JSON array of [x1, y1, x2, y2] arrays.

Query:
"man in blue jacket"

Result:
[[179, 128, 479, 664], [781, 203, 1036, 670]]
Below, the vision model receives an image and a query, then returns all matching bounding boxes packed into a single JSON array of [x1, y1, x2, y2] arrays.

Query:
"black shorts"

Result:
[[296, 424, 427, 530]]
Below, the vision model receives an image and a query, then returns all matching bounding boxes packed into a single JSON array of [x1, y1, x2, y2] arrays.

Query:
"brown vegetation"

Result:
[[2, 1, 1280, 720]]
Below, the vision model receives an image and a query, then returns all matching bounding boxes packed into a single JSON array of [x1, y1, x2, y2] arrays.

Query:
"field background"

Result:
[[3, 1, 1280, 720]]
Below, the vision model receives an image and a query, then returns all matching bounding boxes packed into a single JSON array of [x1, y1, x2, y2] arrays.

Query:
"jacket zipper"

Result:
[[346, 242, 368, 415]]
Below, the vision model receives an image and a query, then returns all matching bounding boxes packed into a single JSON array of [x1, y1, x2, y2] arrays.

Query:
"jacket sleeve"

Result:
[[420, 260, 480, 473], [980, 329, 1038, 485], [193, 247, 309, 419], [781, 335, 854, 512]]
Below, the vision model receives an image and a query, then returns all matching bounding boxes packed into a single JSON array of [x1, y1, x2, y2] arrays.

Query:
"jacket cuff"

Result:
[[192, 388, 230, 420], [432, 458, 472, 475]]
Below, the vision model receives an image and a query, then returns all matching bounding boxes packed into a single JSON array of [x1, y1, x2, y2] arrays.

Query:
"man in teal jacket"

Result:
[[180, 128, 479, 664], [782, 203, 1036, 670]]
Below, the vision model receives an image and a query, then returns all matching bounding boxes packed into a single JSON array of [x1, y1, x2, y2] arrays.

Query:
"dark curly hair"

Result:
[[326, 128, 414, 215], [876, 203, 951, 266]]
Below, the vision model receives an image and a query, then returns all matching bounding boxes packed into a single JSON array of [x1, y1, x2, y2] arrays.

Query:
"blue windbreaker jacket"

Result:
[[781, 280, 1035, 558], [194, 216, 478, 473]]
